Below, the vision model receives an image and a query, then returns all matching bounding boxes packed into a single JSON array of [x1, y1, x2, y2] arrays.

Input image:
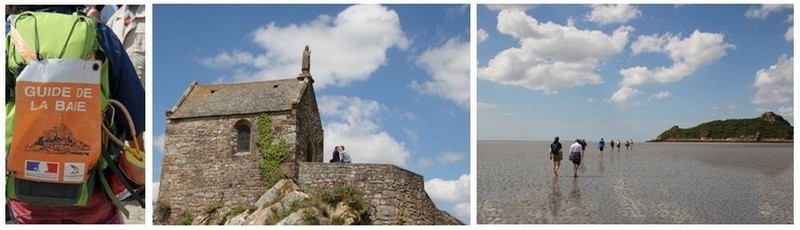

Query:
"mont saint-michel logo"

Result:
[[25, 123, 91, 155]]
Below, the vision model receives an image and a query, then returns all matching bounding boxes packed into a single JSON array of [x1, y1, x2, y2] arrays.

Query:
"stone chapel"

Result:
[[158, 46, 323, 214]]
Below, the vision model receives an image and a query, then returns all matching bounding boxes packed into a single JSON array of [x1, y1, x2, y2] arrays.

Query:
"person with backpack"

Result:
[[6, 5, 145, 224], [569, 139, 584, 177], [549, 136, 563, 176]]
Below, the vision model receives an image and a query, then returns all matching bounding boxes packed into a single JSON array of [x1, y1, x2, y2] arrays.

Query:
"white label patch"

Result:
[[24, 160, 58, 181], [63, 162, 86, 182]]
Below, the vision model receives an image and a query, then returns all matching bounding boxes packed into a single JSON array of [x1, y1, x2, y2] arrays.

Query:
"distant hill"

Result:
[[650, 112, 793, 143]]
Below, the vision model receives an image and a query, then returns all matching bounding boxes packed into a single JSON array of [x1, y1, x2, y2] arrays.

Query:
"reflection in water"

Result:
[[611, 150, 617, 165], [478, 141, 792, 224], [548, 176, 562, 217], [569, 177, 581, 203], [598, 153, 604, 176]]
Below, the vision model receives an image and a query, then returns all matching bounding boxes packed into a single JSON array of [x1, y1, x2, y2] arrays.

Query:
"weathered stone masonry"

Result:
[[297, 162, 462, 225], [159, 76, 323, 220]]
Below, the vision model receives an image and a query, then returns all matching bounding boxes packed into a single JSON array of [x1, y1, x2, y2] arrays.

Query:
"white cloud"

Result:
[[477, 28, 489, 43], [486, 4, 536, 12], [622, 30, 734, 87], [153, 182, 160, 203], [435, 151, 464, 164], [609, 86, 641, 103], [612, 30, 734, 104], [479, 9, 633, 93], [413, 38, 470, 109], [586, 4, 641, 25], [425, 174, 470, 223], [647, 91, 671, 101], [745, 4, 793, 19], [778, 106, 793, 117], [201, 5, 409, 89], [753, 55, 793, 104], [318, 96, 411, 166], [201, 51, 256, 68], [154, 133, 165, 153]]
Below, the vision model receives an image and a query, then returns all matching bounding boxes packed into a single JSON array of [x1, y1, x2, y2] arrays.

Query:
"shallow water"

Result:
[[477, 141, 793, 224]]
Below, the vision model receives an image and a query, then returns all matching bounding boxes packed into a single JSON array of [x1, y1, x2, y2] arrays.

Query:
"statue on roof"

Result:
[[301, 45, 310, 75]]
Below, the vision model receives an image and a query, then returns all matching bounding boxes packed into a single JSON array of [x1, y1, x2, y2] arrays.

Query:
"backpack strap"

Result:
[[96, 166, 129, 218], [8, 24, 37, 63]]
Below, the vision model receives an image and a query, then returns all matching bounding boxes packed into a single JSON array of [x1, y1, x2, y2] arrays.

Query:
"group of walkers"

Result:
[[549, 137, 587, 177], [550, 136, 634, 177], [600, 138, 634, 153]]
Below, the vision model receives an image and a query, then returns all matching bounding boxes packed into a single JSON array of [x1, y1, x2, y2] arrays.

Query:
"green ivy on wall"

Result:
[[256, 113, 289, 187]]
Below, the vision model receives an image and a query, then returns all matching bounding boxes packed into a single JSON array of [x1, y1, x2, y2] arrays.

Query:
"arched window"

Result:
[[235, 120, 251, 152]]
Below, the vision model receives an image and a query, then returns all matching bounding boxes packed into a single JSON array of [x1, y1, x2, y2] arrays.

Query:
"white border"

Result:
[[0, 1, 797, 230]]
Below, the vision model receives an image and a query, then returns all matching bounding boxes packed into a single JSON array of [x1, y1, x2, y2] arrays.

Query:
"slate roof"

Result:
[[168, 78, 308, 119]]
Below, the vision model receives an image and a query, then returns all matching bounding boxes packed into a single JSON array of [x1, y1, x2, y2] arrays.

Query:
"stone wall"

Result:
[[297, 162, 462, 225], [286, 81, 324, 177], [295, 81, 324, 163], [159, 112, 293, 220]]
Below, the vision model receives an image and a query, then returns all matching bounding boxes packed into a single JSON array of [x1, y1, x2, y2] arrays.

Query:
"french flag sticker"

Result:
[[24, 160, 59, 181], [45, 163, 59, 173]]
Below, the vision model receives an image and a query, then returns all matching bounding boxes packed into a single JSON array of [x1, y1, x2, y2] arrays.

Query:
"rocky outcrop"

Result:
[[650, 112, 793, 143], [186, 179, 368, 225]]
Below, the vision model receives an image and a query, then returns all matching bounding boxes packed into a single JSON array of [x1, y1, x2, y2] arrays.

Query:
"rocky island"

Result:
[[650, 112, 793, 143]]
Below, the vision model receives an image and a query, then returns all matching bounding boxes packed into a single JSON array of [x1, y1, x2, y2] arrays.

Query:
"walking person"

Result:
[[609, 139, 615, 151], [630, 139, 634, 150], [598, 138, 605, 154], [625, 140, 630, 151], [616, 140, 621, 152], [549, 136, 563, 176], [569, 139, 585, 177]]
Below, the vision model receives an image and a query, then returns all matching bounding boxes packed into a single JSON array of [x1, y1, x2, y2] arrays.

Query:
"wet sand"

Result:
[[477, 141, 793, 224]]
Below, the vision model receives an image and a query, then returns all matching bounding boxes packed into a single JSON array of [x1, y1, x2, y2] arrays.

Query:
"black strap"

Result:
[[99, 149, 145, 208], [6, 200, 15, 224]]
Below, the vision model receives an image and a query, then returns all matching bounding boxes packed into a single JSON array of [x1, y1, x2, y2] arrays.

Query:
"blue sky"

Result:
[[153, 4, 470, 223], [478, 4, 794, 142]]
